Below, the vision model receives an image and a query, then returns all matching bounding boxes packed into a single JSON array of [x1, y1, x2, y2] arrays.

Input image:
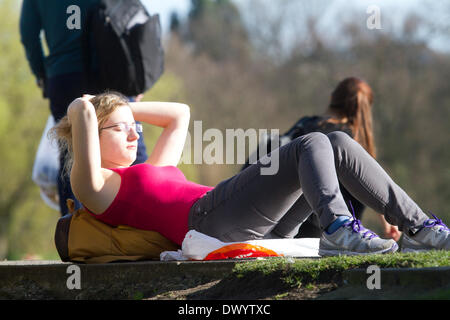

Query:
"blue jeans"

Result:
[[188, 131, 429, 241], [46, 72, 148, 216]]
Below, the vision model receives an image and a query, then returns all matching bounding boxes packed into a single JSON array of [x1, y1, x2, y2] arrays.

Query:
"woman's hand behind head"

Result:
[[82, 94, 96, 100], [67, 95, 96, 123]]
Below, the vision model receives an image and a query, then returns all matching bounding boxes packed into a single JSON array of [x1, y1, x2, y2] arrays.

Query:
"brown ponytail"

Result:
[[328, 77, 377, 158]]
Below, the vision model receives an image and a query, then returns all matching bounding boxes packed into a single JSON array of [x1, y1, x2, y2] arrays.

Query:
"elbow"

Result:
[[180, 103, 190, 119], [177, 104, 190, 124], [163, 103, 190, 128]]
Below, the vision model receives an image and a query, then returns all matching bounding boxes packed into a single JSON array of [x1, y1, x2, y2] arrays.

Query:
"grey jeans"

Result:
[[188, 131, 429, 241]]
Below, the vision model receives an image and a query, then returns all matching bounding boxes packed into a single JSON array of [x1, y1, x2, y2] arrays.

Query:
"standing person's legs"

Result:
[[47, 72, 86, 216], [133, 131, 148, 164], [188, 132, 351, 242], [127, 96, 148, 165]]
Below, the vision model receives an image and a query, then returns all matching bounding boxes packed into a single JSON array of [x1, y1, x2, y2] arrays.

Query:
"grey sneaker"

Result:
[[401, 214, 450, 252], [319, 217, 398, 256]]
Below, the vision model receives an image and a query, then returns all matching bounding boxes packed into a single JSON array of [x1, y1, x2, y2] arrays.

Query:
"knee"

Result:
[[327, 131, 354, 149], [294, 131, 331, 148], [297, 131, 329, 143], [326, 131, 359, 163], [290, 131, 329, 151]]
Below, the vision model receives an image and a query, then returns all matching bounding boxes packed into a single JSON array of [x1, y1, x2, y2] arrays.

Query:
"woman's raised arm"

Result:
[[68, 96, 105, 204], [129, 101, 190, 167]]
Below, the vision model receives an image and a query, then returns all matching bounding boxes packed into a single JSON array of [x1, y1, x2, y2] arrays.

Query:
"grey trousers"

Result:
[[188, 131, 429, 241]]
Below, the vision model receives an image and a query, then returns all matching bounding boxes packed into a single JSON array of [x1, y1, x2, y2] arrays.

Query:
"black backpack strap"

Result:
[[103, 0, 147, 90], [118, 36, 137, 92], [282, 116, 310, 139], [80, 6, 91, 89], [81, 2, 102, 93]]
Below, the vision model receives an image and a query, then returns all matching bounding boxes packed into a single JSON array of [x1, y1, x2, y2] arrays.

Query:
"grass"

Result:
[[184, 251, 449, 299], [231, 251, 450, 289]]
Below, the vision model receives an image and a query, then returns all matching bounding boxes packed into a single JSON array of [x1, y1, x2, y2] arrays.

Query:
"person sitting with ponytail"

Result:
[[242, 77, 401, 240]]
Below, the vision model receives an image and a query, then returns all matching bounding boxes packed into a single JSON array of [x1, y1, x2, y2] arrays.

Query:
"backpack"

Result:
[[82, 0, 164, 96], [241, 116, 353, 170], [241, 116, 316, 170], [55, 200, 179, 263]]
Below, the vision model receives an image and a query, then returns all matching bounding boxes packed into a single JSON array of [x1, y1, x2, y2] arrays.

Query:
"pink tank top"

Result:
[[86, 163, 214, 245]]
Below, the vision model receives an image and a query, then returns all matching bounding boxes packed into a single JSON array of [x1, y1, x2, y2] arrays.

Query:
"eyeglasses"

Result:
[[100, 122, 143, 134]]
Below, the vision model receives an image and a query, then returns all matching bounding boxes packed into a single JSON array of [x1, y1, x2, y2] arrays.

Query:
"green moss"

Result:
[[231, 251, 450, 288]]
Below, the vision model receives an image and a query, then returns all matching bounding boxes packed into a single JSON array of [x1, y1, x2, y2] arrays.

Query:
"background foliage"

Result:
[[1, 0, 449, 260]]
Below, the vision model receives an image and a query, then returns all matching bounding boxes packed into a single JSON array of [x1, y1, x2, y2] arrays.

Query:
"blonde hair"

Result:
[[49, 91, 130, 176]]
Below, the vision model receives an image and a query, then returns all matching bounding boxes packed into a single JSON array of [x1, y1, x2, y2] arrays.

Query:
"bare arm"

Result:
[[129, 101, 190, 167], [68, 96, 107, 211]]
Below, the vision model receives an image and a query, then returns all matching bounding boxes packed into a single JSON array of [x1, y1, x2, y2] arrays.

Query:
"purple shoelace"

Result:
[[344, 201, 379, 240], [424, 213, 449, 231]]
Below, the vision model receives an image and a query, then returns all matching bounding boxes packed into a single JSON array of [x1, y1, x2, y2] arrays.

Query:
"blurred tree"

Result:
[[165, 1, 450, 226], [169, 11, 180, 33], [178, 0, 251, 63], [237, 0, 329, 64], [142, 71, 201, 184], [0, 0, 54, 259], [189, 0, 208, 20]]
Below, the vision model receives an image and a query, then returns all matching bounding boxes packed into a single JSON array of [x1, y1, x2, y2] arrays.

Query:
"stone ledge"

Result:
[[0, 260, 238, 299], [343, 266, 450, 287], [1, 260, 449, 299], [320, 266, 450, 300]]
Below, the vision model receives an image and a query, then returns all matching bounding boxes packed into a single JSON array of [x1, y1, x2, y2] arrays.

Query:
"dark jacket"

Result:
[[19, 0, 99, 80]]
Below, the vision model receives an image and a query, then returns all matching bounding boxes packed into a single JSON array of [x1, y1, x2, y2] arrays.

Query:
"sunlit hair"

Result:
[[49, 91, 129, 176], [327, 77, 376, 158]]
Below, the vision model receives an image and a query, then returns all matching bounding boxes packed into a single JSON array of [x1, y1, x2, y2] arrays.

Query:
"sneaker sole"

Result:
[[401, 236, 439, 253], [401, 247, 432, 253], [319, 242, 399, 256]]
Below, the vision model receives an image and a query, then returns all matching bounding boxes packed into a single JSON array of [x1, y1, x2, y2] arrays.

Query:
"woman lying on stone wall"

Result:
[[51, 92, 449, 256]]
